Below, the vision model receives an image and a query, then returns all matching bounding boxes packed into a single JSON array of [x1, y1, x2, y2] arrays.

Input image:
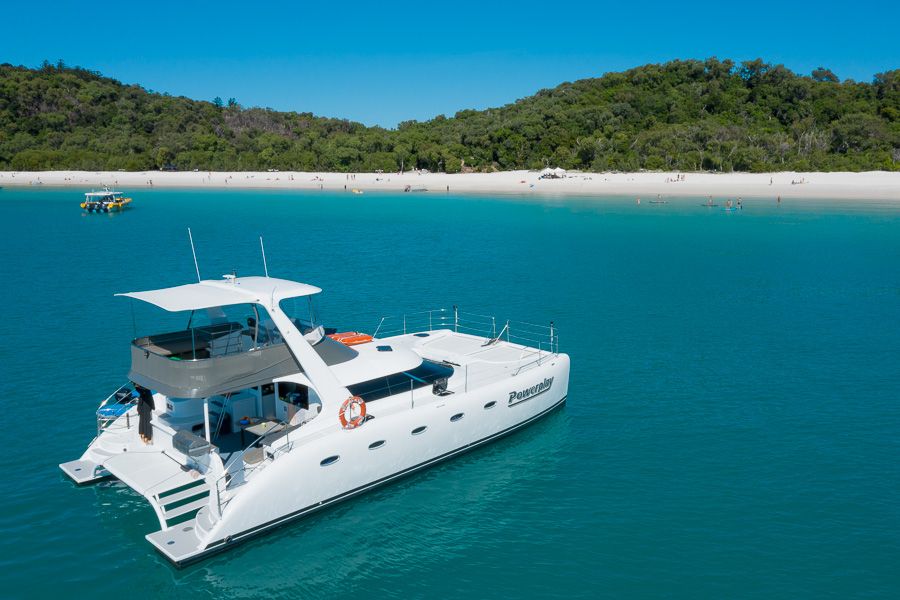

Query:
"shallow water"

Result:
[[0, 188, 898, 599]]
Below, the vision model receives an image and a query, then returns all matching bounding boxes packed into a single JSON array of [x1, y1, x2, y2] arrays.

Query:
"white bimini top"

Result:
[[116, 276, 322, 312]]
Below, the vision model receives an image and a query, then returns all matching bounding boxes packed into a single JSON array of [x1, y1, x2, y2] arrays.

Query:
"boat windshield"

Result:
[[279, 294, 324, 343]]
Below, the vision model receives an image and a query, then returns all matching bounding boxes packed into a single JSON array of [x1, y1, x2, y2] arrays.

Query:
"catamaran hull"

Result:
[[168, 397, 566, 567], [152, 355, 570, 566]]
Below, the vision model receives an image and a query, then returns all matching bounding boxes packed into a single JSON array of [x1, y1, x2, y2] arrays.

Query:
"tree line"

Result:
[[0, 58, 897, 173]]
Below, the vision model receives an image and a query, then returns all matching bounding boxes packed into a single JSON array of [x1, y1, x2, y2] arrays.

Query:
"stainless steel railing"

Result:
[[95, 382, 138, 436], [371, 306, 559, 354]]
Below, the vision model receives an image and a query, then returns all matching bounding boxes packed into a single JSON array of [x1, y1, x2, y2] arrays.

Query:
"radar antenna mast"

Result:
[[260, 236, 270, 278], [187, 228, 201, 282]]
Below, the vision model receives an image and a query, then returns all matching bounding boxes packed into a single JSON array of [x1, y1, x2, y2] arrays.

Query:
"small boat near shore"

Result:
[[81, 188, 132, 213]]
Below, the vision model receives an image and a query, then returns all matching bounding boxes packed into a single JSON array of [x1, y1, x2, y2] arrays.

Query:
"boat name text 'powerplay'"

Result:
[[508, 377, 554, 406]]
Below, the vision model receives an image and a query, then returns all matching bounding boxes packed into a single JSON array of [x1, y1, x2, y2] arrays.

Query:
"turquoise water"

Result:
[[0, 188, 898, 598]]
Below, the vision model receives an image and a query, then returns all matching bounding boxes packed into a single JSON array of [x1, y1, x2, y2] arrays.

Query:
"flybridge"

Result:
[[509, 377, 554, 406]]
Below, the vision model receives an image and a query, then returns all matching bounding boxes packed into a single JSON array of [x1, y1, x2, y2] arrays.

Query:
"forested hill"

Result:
[[1, 58, 898, 173]]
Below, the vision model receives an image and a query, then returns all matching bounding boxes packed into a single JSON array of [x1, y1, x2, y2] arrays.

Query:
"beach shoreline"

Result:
[[1, 169, 898, 200]]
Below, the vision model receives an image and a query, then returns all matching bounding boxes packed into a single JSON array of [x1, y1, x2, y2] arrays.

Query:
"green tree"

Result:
[[155, 146, 174, 169], [1, 60, 898, 174], [811, 67, 839, 83]]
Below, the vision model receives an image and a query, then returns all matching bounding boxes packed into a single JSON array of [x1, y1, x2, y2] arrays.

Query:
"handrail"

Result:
[[96, 382, 138, 436], [217, 416, 301, 486], [368, 307, 560, 354], [212, 418, 296, 513]]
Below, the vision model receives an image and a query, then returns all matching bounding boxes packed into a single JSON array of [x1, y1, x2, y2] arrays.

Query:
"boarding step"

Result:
[[154, 479, 211, 526], [158, 482, 210, 507], [163, 497, 210, 521]]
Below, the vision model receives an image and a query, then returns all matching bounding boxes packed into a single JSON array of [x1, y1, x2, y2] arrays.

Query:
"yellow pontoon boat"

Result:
[[81, 188, 133, 213]]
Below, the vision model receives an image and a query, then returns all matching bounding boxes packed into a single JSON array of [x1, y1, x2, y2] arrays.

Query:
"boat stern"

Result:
[[145, 521, 211, 567], [59, 458, 109, 485]]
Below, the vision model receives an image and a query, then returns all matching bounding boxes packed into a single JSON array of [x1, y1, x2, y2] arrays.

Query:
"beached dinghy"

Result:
[[60, 274, 569, 565]]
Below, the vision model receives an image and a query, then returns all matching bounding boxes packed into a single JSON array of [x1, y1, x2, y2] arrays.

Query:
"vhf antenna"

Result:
[[188, 227, 201, 282], [260, 236, 270, 278]]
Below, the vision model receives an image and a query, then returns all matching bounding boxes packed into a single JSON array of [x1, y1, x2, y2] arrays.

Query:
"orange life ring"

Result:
[[339, 396, 366, 429]]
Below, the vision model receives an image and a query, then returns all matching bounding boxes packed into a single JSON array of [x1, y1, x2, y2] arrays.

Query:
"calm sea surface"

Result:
[[0, 188, 898, 599]]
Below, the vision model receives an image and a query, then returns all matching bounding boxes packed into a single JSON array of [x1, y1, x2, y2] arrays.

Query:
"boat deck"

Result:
[[385, 330, 554, 393], [103, 450, 198, 497], [416, 332, 543, 363]]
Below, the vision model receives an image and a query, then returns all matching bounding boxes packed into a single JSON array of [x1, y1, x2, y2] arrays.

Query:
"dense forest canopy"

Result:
[[1, 58, 898, 173]]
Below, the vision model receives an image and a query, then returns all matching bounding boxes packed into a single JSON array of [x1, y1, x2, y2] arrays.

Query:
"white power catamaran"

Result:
[[60, 273, 569, 565]]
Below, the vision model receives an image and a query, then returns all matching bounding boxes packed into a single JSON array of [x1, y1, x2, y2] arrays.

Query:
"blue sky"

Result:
[[2, 0, 897, 127]]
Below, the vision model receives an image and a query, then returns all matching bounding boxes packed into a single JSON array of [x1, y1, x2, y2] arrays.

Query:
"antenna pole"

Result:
[[260, 236, 270, 278], [188, 228, 201, 282]]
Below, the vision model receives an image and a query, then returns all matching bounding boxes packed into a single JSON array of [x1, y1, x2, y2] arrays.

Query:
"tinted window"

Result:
[[368, 440, 386, 450], [411, 426, 427, 435], [407, 360, 454, 383], [348, 360, 455, 402], [320, 455, 340, 466], [484, 401, 496, 409], [451, 413, 464, 422]]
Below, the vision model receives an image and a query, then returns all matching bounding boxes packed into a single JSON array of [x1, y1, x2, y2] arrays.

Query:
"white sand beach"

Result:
[[1, 169, 898, 200]]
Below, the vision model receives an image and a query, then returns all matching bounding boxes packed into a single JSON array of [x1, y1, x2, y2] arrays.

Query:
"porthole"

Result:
[[320, 455, 340, 467], [450, 413, 464, 422], [411, 425, 427, 435], [368, 440, 386, 450], [484, 401, 497, 409]]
